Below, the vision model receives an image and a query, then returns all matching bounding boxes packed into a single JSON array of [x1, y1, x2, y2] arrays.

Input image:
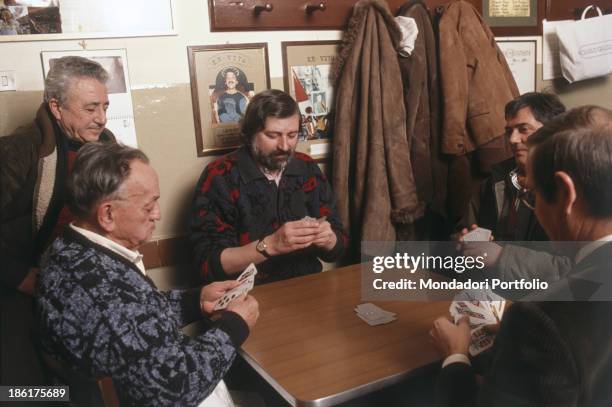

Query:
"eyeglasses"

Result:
[[518, 188, 536, 211]]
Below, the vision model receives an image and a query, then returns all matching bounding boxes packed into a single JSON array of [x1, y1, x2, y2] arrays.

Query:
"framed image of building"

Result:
[[281, 40, 340, 161]]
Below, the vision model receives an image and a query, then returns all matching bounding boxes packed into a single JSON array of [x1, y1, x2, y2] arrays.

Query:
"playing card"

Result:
[[355, 303, 397, 317], [355, 303, 397, 326], [237, 263, 257, 283], [462, 227, 492, 242], [303, 216, 327, 224], [469, 326, 495, 356], [213, 263, 258, 311], [356, 312, 396, 326], [303, 216, 318, 223], [450, 301, 496, 328]]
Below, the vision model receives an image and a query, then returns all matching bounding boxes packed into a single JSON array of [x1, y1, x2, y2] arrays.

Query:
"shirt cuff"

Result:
[[442, 353, 471, 369], [214, 311, 250, 347]]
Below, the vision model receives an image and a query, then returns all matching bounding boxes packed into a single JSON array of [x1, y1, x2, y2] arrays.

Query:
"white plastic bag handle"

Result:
[[580, 5, 603, 20]]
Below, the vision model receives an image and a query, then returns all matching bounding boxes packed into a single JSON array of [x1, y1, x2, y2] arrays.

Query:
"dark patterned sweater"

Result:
[[190, 147, 347, 284], [37, 227, 248, 406]]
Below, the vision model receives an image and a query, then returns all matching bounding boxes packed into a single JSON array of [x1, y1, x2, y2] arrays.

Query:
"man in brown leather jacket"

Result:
[[0, 56, 115, 386]]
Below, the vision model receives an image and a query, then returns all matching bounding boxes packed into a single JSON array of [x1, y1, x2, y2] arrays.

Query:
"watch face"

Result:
[[257, 240, 266, 251]]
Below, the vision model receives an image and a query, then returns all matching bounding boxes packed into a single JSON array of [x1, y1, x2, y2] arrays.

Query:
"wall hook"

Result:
[[254, 3, 273, 15], [305, 2, 326, 14]]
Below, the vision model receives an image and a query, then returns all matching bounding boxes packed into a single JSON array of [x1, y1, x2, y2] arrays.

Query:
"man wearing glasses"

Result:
[[432, 106, 612, 407]]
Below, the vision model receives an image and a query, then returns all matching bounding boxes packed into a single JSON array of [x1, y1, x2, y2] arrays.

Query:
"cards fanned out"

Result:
[[213, 263, 257, 311], [355, 303, 397, 326], [450, 289, 505, 356]]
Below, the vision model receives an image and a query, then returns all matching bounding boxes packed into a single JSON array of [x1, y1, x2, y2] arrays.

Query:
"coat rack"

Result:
[[208, 0, 611, 33], [208, 0, 440, 31]]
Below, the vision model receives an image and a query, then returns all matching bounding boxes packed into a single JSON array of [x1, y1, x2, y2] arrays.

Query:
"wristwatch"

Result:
[[256, 238, 271, 258]]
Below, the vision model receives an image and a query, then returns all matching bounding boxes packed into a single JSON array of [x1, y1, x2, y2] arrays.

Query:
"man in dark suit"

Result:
[[431, 105, 612, 407]]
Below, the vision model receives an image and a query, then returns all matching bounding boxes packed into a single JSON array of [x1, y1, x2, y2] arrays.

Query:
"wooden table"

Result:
[[240, 264, 450, 406]]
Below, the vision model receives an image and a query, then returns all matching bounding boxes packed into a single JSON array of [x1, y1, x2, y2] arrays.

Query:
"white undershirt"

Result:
[[70, 223, 146, 275]]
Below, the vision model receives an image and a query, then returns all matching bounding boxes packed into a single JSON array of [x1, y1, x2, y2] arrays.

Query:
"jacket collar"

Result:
[[236, 146, 309, 184], [35, 102, 116, 157]]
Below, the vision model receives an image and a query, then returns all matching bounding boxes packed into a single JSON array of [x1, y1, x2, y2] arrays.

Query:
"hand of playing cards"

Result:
[[213, 263, 257, 311], [355, 303, 397, 326], [449, 290, 505, 356]]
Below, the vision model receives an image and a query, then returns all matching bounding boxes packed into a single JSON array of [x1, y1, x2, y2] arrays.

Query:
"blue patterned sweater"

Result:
[[37, 227, 248, 406]]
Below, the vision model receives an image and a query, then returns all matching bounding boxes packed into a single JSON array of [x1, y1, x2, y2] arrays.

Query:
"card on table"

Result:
[[355, 303, 397, 326]]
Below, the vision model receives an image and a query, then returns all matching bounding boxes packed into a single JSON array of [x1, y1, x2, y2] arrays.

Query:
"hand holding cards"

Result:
[[462, 227, 492, 242], [355, 303, 397, 326], [449, 289, 505, 356], [213, 263, 258, 311]]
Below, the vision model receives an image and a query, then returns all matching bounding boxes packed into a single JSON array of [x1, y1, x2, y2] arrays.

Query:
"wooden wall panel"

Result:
[[546, 0, 611, 21], [209, 0, 463, 32]]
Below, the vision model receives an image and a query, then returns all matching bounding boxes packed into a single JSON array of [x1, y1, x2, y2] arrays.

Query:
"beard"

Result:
[[251, 143, 294, 171]]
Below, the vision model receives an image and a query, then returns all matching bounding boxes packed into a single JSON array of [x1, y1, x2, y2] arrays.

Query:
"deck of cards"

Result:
[[213, 263, 258, 311], [462, 227, 492, 242], [450, 289, 506, 356], [355, 303, 397, 326]]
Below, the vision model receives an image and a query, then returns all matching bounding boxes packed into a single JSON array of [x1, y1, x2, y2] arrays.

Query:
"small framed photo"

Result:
[[281, 40, 340, 160], [188, 43, 270, 157], [482, 0, 544, 36]]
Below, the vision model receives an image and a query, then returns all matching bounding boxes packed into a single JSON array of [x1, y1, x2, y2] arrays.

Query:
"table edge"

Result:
[[238, 349, 440, 407]]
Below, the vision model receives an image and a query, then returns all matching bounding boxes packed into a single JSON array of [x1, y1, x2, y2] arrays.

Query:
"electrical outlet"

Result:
[[0, 71, 16, 91]]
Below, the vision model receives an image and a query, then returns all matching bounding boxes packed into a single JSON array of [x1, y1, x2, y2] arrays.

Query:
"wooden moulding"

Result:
[[546, 0, 611, 22], [209, 0, 553, 35], [209, 0, 433, 31]]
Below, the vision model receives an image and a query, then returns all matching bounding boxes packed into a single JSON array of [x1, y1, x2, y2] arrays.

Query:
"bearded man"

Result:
[[190, 89, 346, 284]]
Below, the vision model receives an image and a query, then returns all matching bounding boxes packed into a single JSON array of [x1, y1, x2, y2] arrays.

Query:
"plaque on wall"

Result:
[[482, 0, 543, 35]]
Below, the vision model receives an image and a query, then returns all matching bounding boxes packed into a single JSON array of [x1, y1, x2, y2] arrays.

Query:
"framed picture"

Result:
[[0, 0, 176, 42], [188, 43, 270, 157], [496, 40, 537, 95], [41, 49, 138, 147], [281, 40, 340, 160], [482, 0, 545, 36]]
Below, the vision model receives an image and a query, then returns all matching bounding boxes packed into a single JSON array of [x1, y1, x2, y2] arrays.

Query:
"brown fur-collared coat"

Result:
[[333, 0, 424, 255]]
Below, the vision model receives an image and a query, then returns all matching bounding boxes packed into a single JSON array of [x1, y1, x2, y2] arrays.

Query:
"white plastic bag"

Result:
[[556, 6, 612, 83]]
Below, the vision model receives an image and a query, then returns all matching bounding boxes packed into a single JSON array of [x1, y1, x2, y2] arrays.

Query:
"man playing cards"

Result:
[[431, 106, 612, 406], [38, 143, 259, 406], [190, 89, 347, 284]]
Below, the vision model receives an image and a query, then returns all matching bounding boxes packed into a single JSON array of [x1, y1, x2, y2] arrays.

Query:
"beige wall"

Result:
[[1, 1, 611, 241]]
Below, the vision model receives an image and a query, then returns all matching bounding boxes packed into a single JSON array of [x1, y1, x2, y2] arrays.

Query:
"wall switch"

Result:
[[0, 71, 16, 91]]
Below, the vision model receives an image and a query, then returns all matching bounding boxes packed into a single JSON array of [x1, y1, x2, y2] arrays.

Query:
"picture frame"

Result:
[[0, 0, 176, 42], [496, 39, 537, 95], [281, 40, 340, 161], [482, 0, 545, 36], [187, 43, 270, 157]]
